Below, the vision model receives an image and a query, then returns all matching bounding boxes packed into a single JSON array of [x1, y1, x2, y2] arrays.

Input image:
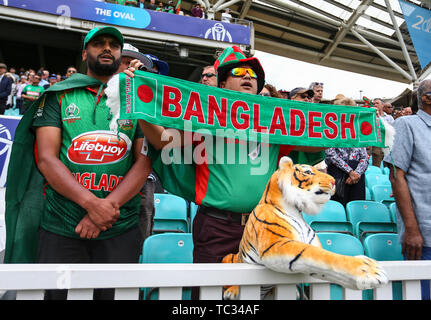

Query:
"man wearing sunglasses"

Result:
[[289, 87, 314, 102], [384, 79, 431, 300], [132, 47, 325, 294], [200, 65, 217, 87]]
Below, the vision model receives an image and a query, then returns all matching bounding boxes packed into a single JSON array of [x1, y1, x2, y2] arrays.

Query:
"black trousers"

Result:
[[327, 160, 365, 207], [139, 179, 156, 249], [37, 227, 141, 300]]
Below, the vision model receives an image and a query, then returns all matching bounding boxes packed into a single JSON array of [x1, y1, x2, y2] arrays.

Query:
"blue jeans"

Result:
[[405, 247, 431, 300], [420, 247, 431, 300]]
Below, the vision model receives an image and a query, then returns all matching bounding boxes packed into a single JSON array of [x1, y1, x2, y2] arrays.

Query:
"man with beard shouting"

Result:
[[29, 27, 152, 299]]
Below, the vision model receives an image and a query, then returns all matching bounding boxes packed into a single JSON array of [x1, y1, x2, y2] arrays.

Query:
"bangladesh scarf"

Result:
[[106, 72, 395, 149], [4, 74, 107, 263], [105, 72, 394, 202]]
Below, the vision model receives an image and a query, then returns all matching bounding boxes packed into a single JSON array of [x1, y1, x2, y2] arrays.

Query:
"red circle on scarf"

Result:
[[137, 85, 153, 103], [360, 121, 373, 135]]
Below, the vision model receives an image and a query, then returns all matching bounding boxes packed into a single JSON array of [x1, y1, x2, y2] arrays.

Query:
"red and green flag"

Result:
[[110, 71, 394, 150]]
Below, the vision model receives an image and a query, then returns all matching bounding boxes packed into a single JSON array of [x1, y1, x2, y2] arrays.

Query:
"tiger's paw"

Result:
[[223, 285, 239, 300], [352, 255, 388, 290]]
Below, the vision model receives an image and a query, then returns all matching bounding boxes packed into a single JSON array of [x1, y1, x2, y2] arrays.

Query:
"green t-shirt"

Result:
[[32, 87, 144, 239], [194, 135, 280, 213], [22, 85, 45, 110]]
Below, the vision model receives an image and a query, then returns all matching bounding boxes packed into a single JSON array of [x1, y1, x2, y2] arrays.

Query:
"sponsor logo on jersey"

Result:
[[118, 119, 134, 130], [67, 130, 132, 165], [63, 103, 81, 123]]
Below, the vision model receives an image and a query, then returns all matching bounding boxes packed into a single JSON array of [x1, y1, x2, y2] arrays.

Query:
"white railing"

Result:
[[0, 261, 430, 300]]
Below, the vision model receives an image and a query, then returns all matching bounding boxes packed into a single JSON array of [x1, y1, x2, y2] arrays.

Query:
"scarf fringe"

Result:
[[105, 74, 121, 133]]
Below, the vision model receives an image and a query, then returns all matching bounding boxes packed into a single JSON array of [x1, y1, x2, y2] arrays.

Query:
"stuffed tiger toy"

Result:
[[222, 156, 388, 299]]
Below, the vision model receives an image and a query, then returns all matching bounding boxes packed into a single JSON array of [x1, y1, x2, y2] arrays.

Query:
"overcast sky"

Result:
[[254, 50, 427, 101]]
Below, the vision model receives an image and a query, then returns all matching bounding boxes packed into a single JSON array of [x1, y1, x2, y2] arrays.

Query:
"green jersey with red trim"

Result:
[[33, 86, 143, 239], [194, 135, 284, 213]]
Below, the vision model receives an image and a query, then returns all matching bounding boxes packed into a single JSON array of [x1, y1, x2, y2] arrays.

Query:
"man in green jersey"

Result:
[[32, 26, 152, 300], [131, 46, 324, 265], [21, 74, 44, 115]]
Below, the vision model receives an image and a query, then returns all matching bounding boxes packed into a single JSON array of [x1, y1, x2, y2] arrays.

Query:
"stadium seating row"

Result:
[[303, 200, 397, 242], [139, 231, 403, 300]]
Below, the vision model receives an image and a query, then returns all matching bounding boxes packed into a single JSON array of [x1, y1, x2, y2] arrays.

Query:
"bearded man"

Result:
[[27, 27, 152, 299]]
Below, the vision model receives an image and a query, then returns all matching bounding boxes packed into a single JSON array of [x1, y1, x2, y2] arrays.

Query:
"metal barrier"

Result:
[[0, 261, 430, 300]]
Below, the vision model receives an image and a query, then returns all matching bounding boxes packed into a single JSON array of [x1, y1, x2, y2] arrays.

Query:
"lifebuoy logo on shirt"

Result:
[[67, 130, 131, 165]]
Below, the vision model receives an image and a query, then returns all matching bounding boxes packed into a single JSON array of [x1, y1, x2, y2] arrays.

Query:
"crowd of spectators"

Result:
[[0, 64, 77, 115], [105, 0, 234, 21]]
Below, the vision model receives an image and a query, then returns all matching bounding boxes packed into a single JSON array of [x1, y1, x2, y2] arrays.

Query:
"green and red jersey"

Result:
[[32, 85, 144, 239]]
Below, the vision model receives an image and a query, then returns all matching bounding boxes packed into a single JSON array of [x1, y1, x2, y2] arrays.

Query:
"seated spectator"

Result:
[[382, 102, 395, 124], [279, 89, 289, 99], [221, 8, 232, 23], [65, 66, 77, 78], [191, 4, 203, 18], [144, 0, 157, 10], [309, 81, 324, 103], [164, 1, 175, 13], [119, 43, 153, 73], [48, 74, 57, 88], [144, 54, 169, 75], [200, 65, 217, 86], [156, 2, 164, 11], [289, 87, 314, 102], [259, 83, 282, 98], [403, 106, 413, 115], [20, 74, 44, 114]]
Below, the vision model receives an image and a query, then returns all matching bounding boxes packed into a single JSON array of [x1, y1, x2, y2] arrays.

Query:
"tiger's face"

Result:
[[277, 156, 335, 215]]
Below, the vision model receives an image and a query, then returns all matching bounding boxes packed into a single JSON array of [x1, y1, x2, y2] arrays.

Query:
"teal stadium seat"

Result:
[[303, 200, 353, 235], [371, 185, 395, 207], [366, 165, 383, 174], [363, 233, 403, 300], [383, 167, 390, 175], [346, 201, 396, 241], [365, 173, 391, 189], [141, 233, 194, 299], [365, 187, 372, 201], [318, 232, 365, 300], [189, 202, 199, 232], [389, 202, 397, 224], [153, 194, 189, 234], [364, 233, 402, 261]]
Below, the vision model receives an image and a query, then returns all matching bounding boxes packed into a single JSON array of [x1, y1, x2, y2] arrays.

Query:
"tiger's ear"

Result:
[[279, 156, 293, 170]]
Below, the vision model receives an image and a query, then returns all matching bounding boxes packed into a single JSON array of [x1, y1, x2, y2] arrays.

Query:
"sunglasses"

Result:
[[260, 92, 271, 97], [293, 93, 312, 99], [67, 69, 77, 74], [424, 91, 431, 97], [201, 73, 216, 79], [230, 67, 258, 79], [311, 82, 323, 86]]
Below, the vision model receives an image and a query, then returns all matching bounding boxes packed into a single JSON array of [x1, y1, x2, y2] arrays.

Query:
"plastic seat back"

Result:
[[303, 200, 346, 225], [153, 194, 189, 233], [318, 232, 364, 300], [366, 165, 383, 175], [318, 232, 364, 256], [189, 202, 199, 231], [364, 233, 402, 261], [141, 233, 194, 299], [363, 233, 403, 300], [346, 201, 395, 239], [371, 185, 395, 207], [389, 202, 397, 223], [365, 173, 391, 189]]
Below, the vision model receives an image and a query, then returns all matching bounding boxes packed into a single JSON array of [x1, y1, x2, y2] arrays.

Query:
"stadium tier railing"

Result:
[[0, 261, 429, 300]]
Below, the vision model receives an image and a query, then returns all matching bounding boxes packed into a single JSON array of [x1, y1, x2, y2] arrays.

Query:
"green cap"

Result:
[[83, 26, 124, 50]]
